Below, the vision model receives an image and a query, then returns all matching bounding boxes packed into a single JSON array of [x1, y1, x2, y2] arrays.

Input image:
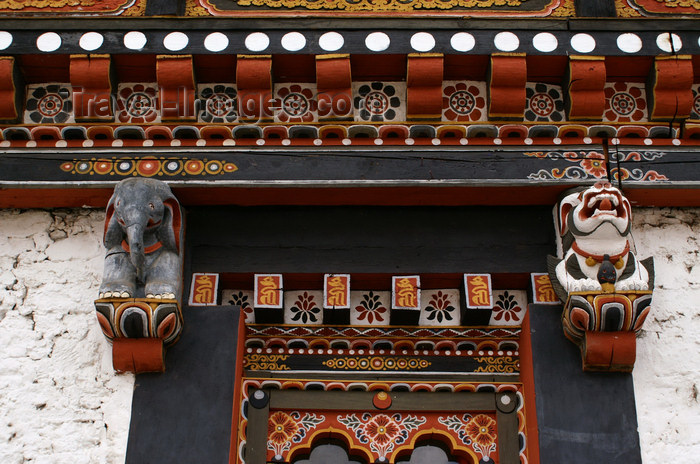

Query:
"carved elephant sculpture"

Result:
[[98, 178, 183, 300]]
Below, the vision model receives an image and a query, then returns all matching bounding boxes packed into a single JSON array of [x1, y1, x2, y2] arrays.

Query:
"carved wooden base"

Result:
[[562, 291, 651, 372], [94, 297, 183, 373]]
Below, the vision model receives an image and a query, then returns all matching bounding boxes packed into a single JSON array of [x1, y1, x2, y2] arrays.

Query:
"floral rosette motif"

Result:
[[228, 290, 255, 323], [491, 291, 523, 324], [117, 83, 159, 123], [425, 291, 456, 323], [353, 82, 404, 122], [467, 414, 498, 459], [289, 292, 321, 324], [354, 291, 388, 324], [338, 413, 425, 460], [691, 84, 700, 120], [267, 411, 324, 459], [274, 84, 318, 123], [25, 84, 74, 124], [198, 84, 238, 123], [604, 82, 647, 122], [525, 83, 565, 122], [442, 81, 486, 121]]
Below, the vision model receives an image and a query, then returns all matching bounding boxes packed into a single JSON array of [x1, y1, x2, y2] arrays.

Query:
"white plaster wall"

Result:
[[632, 208, 700, 463], [0, 209, 133, 464]]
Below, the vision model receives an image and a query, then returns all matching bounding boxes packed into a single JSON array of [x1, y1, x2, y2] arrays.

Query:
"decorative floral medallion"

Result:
[[267, 411, 325, 459], [198, 84, 238, 123], [353, 82, 405, 122], [420, 290, 459, 326], [525, 83, 565, 122], [526, 150, 668, 181], [25, 84, 74, 124], [442, 81, 487, 122], [351, 291, 389, 325], [284, 291, 322, 324], [226, 290, 255, 323], [338, 413, 425, 459], [274, 84, 318, 123], [438, 413, 497, 462], [117, 83, 160, 123], [691, 84, 700, 120], [60, 157, 237, 177], [604, 83, 647, 122], [489, 290, 527, 326]]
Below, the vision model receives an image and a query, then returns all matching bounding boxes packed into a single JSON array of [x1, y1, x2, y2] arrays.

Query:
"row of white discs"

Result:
[[0, 30, 689, 54]]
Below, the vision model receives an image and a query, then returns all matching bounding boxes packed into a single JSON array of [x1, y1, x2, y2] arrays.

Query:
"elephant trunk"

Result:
[[126, 223, 146, 283]]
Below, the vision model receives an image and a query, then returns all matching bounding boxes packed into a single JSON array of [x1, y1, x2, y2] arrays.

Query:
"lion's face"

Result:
[[560, 182, 631, 237]]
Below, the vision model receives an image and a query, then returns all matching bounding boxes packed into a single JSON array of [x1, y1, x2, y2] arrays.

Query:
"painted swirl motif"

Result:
[[473, 356, 519, 373], [245, 354, 290, 371]]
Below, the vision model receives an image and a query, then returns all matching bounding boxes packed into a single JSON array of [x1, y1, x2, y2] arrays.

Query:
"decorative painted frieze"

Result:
[[691, 84, 700, 120], [530, 273, 560, 305], [489, 290, 527, 326], [525, 82, 565, 122], [117, 83, 160, 124], [24, 84, 74, 124], [197, 84, 238, 123], [419, 289, 460, 327], [283, 291, 323, 325], [350, 290, 390, 326], [547, 181, 655, 372], [441, 81, 487, 122], [224, 289, 255, 323], [95, 178, 184, 373], [273, 83, 318, 123], [353, 82, 406, 122], [604, 82, 648, 123], [188, 272, 219, 306], [462, 274, 493, 325]]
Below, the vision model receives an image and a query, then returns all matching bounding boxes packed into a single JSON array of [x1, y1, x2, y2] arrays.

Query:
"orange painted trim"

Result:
[[229, 310, 247, 464], [0, 57, 17, 121], [519, 310, 541, 464]]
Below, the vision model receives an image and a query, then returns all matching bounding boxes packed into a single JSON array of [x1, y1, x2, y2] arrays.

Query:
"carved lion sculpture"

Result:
[[548, 181, 654, 301]]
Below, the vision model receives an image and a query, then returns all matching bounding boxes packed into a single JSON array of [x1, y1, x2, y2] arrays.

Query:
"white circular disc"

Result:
[[617, 33, 642, 53], [37, 32, 61, 52], [656, 33, 682, 53], [79, 32, 104, 51], [365, 32, 390, 52], [494, 32, 520, 52], [163, 32, 189, 51], [245, 32, 270, 52], [281, 32, 306, 52], [0, 31, 13, 51], [319, 32, 344, 52], [204, 32, 229, 52], [450, 32, 475, 52], [571, 33, 596, 53], [533, 32, 558, 52], [410, 32, 435, 52], [124, 31, 147, 50]]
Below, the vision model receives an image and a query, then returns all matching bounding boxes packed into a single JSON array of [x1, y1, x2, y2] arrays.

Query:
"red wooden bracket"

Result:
[[488, 53, 527, 120], [566, 56, 606, 120], [407, 53, 444, 121], [0, 57, 19, 122], [237, 55, 273, 122], [648, 55, 694, 121], [156, 55, 196, 121], [582, 331, 636, 373], [112, 338, 165, 373], [70, 54, 112, 121], [316, 54, 353, 121]]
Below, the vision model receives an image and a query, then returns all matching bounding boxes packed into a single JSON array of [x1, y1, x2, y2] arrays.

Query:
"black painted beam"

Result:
[[145, 0, 185, 16], [125, 305, 241, 464], [529, 304, 642, 463]]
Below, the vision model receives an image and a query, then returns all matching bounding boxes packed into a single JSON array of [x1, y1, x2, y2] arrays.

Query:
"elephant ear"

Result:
[[103, 192, 121, 248], [160, 197, 183, 254]]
